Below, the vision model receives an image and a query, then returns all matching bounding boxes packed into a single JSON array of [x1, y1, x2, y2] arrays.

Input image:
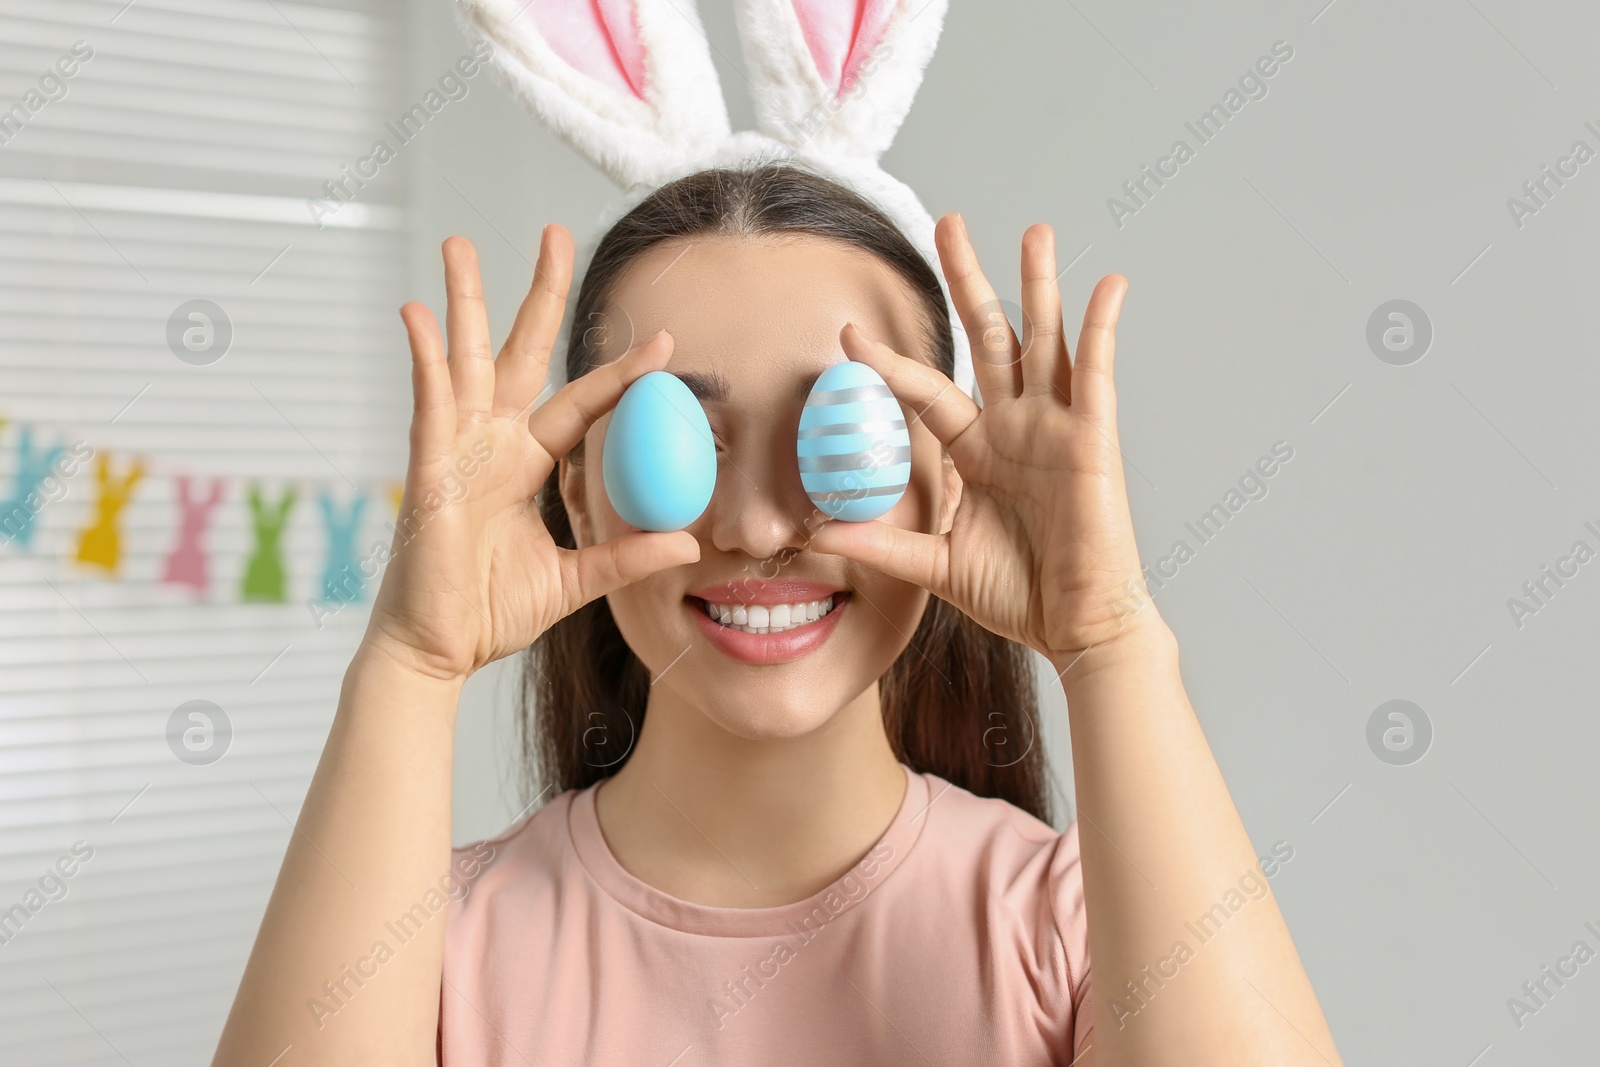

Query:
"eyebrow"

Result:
[[676, 367, 824, 404]]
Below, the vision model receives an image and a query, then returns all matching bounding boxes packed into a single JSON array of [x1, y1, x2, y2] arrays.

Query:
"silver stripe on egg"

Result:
[[796, 418, 907, 440], [804, 384, 895, 406], [797, 446, 912, 473], [807, 483, 909, 501]]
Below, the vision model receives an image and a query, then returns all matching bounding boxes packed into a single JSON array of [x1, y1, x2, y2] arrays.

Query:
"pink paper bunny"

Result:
[[161, 475, 226, 595]]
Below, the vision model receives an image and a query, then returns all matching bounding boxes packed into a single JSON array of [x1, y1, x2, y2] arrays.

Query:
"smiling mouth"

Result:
[[689, 593, 848, 635]]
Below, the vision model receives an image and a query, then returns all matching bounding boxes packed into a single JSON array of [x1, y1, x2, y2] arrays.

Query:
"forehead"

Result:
[[598, 234, 929, 403]]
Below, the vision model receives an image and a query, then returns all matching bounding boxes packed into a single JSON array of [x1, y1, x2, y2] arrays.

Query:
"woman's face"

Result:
[[560, 234, 959, 741]]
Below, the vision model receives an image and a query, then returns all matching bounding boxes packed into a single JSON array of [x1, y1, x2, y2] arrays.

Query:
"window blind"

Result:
[[0, 1, 407, 1063]]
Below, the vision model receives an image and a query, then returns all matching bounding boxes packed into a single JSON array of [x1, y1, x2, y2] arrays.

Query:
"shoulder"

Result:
[[909, 770, 1083, 885], [907, 772, 1090, 998], [447, 787, 583, 916]]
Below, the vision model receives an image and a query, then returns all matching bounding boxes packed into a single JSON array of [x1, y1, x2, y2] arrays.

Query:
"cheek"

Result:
[[580, 421, 632, 543], [604, 573, 682, 673], [877, 423, 943, 532], [835, 425, 940, 642], [835, 433, 940, 628]]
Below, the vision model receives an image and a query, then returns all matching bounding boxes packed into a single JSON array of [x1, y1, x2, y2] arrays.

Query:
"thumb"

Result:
[[562, 530, 701, 613], [807, 519, 948, 598]]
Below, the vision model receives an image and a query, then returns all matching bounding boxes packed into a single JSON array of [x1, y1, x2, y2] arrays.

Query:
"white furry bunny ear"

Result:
[[454, 0, 732, 189], [734, 0, 949, 164]]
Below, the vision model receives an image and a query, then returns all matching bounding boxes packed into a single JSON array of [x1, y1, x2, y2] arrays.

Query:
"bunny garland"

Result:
[[0, 417, 397, 608], [452, 0, 975, 401]]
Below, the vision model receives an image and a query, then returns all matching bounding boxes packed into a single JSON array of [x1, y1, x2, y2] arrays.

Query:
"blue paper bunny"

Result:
[[318, 491, 368, 603], [0, 428, 66, 549]]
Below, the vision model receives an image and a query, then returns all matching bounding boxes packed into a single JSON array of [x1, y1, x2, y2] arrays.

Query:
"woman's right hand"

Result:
[[362, 227, 701, 683]]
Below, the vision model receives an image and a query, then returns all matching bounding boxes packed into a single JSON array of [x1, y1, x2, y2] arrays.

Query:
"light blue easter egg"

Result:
[[797, 360, 910, 522], [602, 371, 716, 531]]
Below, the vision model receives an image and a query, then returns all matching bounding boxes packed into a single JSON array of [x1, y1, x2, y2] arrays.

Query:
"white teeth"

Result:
[[698, 594, 839, 634]]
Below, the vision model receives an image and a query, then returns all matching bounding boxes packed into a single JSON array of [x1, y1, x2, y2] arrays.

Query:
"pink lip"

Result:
[[686, 592, 849, 666], [685, 578, 846, 607]]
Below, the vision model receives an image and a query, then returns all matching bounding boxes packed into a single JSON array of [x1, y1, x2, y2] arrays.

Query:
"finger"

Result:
[[524, 329, 674, 480], [494, 224, 573, 419], [840, 322, 979, 452], [442, 236, 495, 422], [399, 301, 454, 466], [1071, 274, 1129, 420], [935, 214, 1022, 403], [807, 517, 950, 602], [1019, 223, 1069, 403], [558, 529, 701, 614]]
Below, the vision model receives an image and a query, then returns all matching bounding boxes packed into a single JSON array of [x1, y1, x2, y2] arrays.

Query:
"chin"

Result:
[[691, 687, 847, 742]]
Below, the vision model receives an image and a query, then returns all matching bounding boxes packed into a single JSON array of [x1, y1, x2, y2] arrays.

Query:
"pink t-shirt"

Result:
[[438, 764, 1094, 1065]]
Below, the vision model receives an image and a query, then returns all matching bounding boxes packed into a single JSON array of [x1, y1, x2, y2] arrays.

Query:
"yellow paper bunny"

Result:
[[75, 453, 145, 574]]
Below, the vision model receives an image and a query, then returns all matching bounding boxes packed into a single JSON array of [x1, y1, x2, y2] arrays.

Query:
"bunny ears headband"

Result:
[[451, 0, 976, 401]]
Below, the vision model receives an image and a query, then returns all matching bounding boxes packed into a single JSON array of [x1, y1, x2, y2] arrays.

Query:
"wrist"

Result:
[[348, 633, 472, 700], [1048, 613, 1178, 690]]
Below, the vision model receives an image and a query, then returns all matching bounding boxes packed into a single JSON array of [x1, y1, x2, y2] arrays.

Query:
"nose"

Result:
[[703, 430, 815, 564]]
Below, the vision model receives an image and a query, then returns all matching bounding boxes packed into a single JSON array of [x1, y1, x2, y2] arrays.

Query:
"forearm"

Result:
[[1055, 617, 1341, 1067], [212, 642, 463, 1067]]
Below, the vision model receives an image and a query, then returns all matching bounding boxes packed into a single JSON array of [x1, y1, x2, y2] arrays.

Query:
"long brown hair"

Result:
[[523, 162, 1052, 823]]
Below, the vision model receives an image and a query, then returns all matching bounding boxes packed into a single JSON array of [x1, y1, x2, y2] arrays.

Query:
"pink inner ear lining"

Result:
[[598, 0, 648, 99], [791, 0, 898, 100], [525, 0, 648, 102]]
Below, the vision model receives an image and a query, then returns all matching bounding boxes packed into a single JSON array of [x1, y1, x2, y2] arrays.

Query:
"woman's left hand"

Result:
[[808, 215, 1155, 667]]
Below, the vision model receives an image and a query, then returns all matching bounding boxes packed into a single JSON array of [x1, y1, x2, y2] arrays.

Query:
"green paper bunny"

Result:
[[242, 484, 296, 603]]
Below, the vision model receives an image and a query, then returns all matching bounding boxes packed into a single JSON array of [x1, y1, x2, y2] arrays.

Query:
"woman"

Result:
[[211, 164, 1343, 1065]]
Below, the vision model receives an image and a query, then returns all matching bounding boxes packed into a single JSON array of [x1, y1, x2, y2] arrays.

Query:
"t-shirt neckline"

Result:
[[567, 762, 929, 937]]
